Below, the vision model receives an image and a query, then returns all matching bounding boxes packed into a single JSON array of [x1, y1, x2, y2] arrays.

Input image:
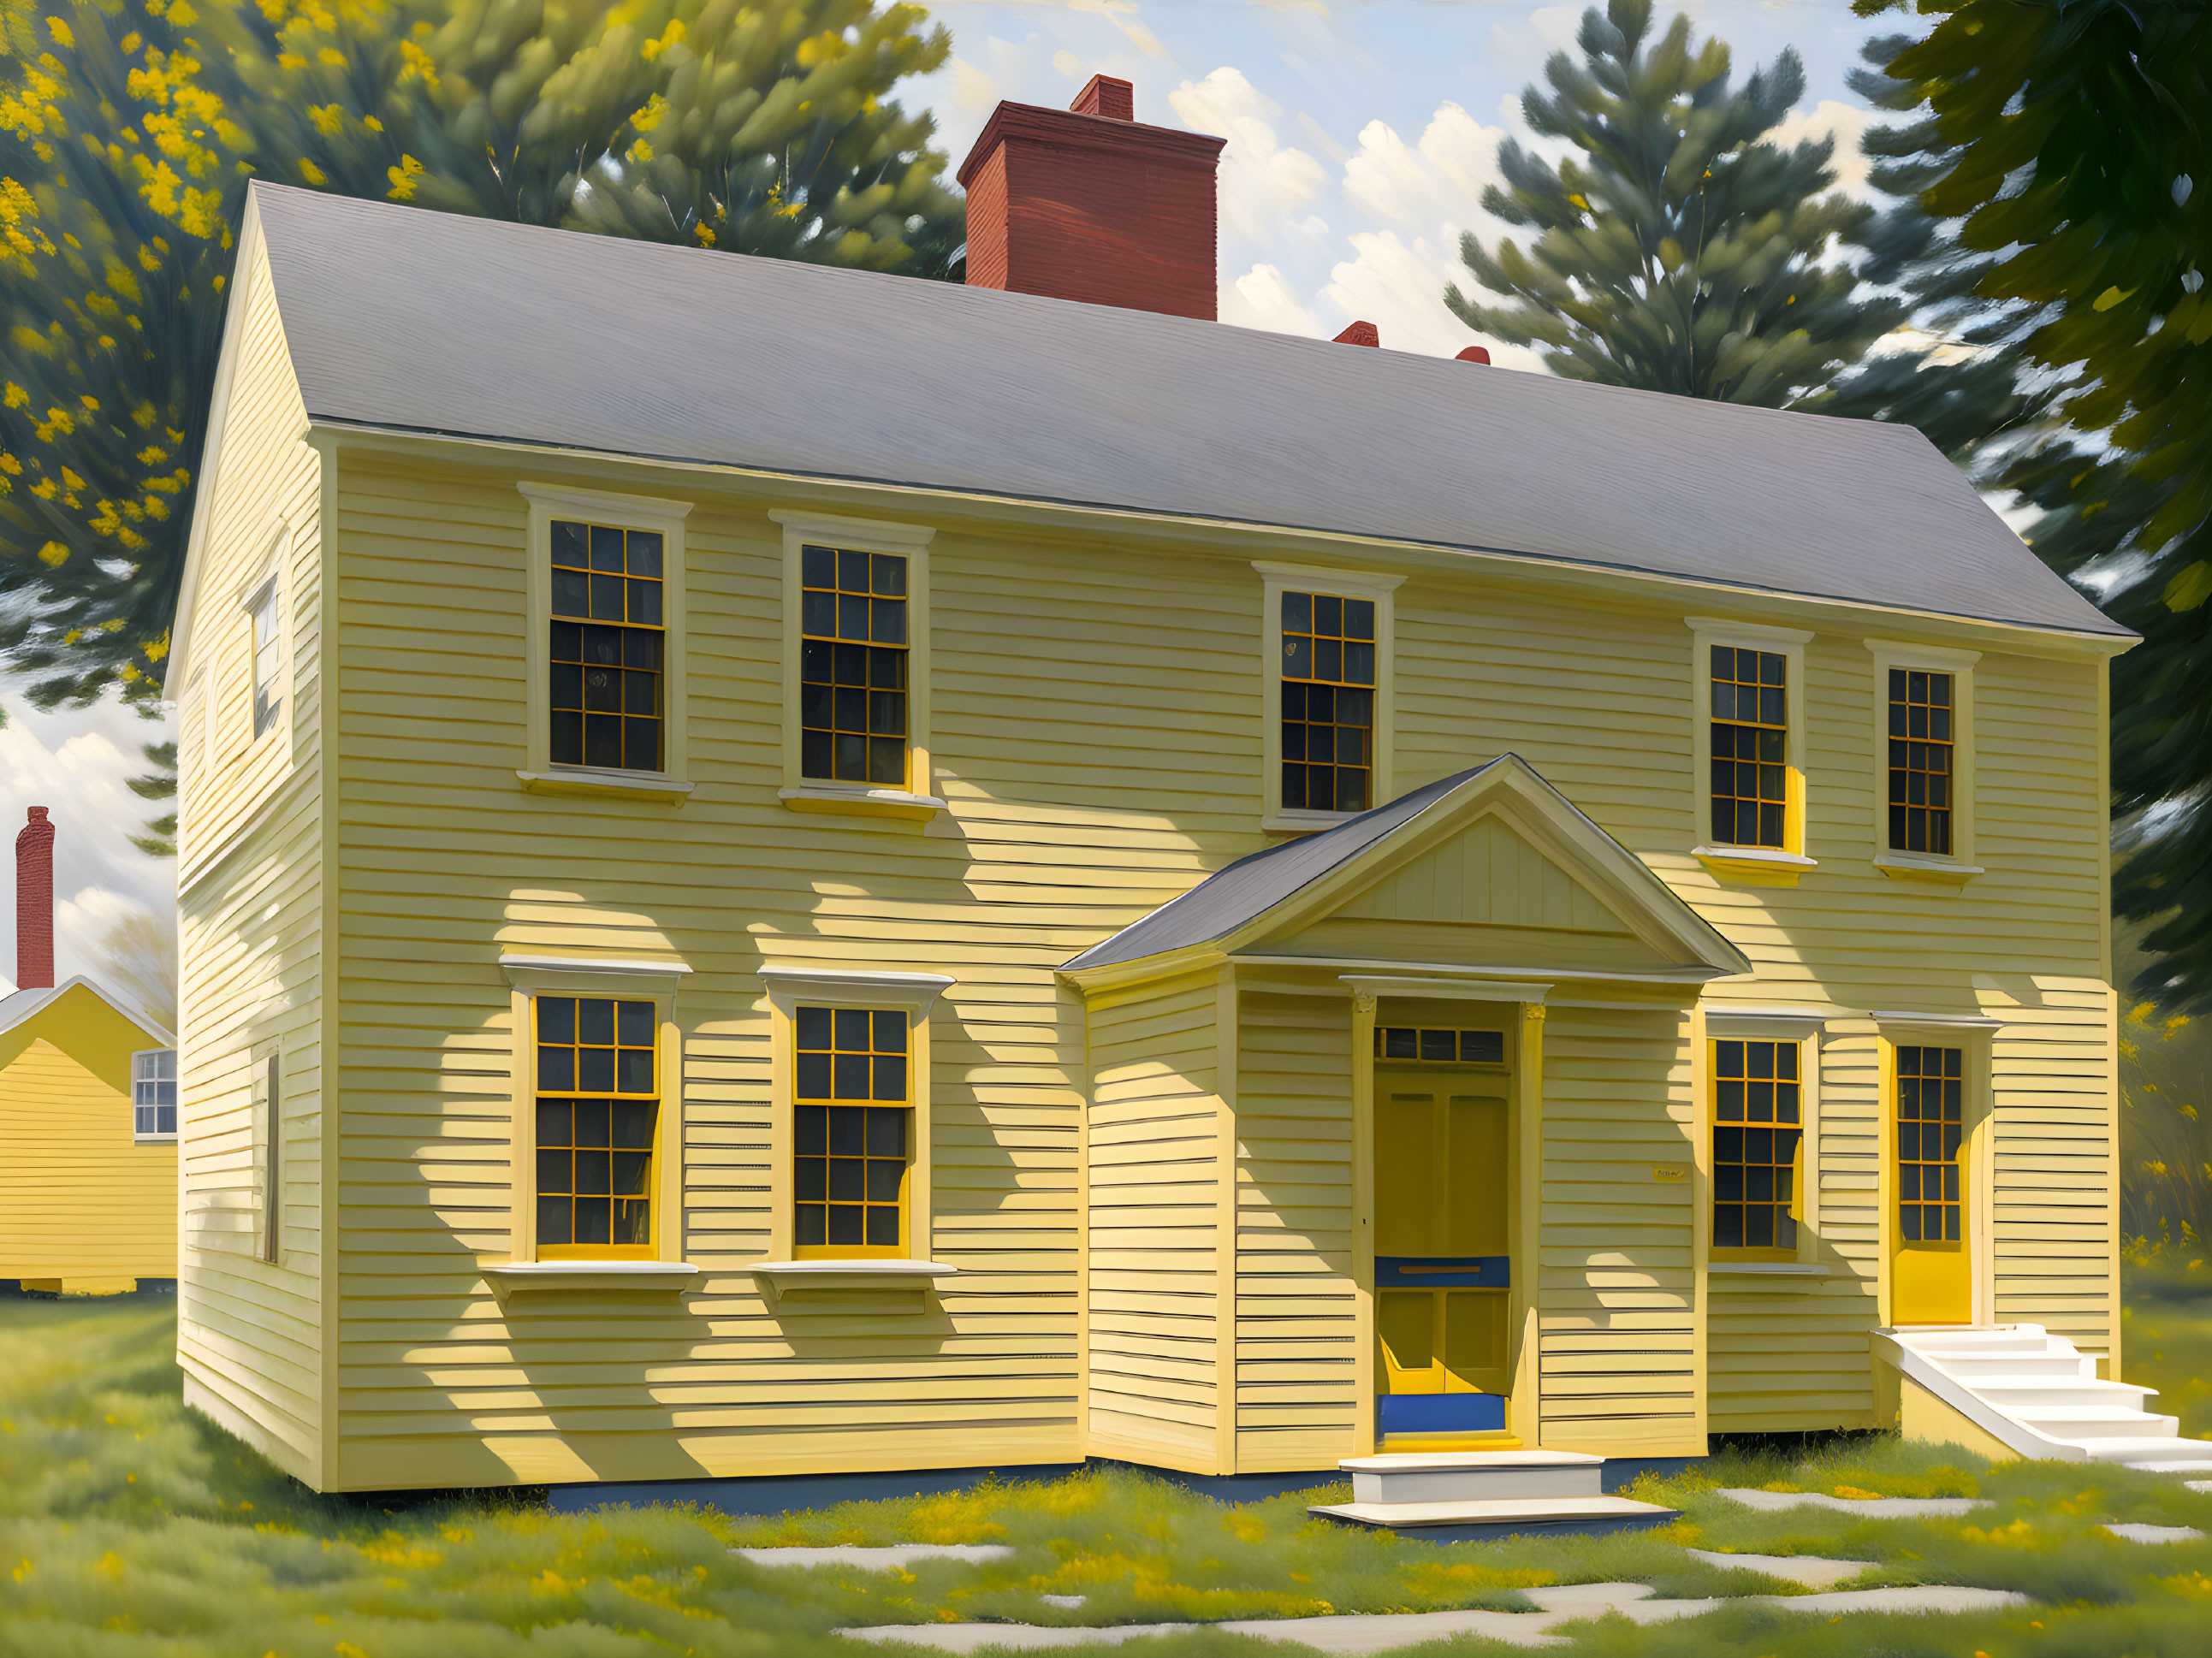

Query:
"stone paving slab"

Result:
[[1684, 1548, 1875, 1588], [839, 1580, 2033, 1654], [2103, 1522, 2206, 1544], [2189, 1481, 2212, 1495], [733, 1543, 1016, 1570], [1714, 1487, 1990, 1518]]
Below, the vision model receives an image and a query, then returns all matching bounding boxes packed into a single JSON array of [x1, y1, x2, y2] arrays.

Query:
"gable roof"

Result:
[[0, 975, 174, 1047], [235, 182, 2124, 642], [1061, 754, 1752, 979]]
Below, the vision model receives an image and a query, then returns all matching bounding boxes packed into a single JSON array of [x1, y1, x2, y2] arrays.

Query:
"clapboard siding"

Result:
[[175, 226, 329, 1489]]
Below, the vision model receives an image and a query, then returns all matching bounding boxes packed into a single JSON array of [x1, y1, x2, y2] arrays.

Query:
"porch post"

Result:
[[1350, 986, 1378, 1457], [1509, 1001, 1545, 1446]]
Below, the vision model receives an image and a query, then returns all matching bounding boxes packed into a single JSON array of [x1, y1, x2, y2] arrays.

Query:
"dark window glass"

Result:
[[1282, 589, 1377, 814], [1712, 1038, 1801, 1252], [1897, 1045, 1965, 1244], [534, 997, 656, 1251], [1373, 1026, 1507, 1065], [1710, 647, 1788, 848], [793, 1004, 909, 1251], [550, 520, 666, 773], [1888, 668, 1956, 856], [800, 546, 908, 785]]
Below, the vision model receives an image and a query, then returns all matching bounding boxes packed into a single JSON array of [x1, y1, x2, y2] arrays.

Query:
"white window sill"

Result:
[[780, 783, 946, 821], [1264, 808, 1358, 835], [485, 1261, 699, 1300], [1708, 1262, 1828, 1278], [1874, 852, 1983, 884], [133, 1134, 178, 1146], [1692, 844, 1818, 885], [518, 767, 695, 802], [750, 1259, 958, 1300]]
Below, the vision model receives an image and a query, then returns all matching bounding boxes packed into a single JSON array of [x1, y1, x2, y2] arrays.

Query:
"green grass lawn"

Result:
[[3, 1290, 2211, 1656], [2125, 1249, 2212, 1438]]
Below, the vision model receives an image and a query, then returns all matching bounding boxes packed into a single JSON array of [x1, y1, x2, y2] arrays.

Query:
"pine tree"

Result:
[[2, 0, 964, 852], [1447, 0, 1902, 406]]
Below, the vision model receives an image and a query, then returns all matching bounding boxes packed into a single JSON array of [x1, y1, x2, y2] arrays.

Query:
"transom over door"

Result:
[[1374, 1069, 1511, 1438], [1892, 1044, 1972, 1325]]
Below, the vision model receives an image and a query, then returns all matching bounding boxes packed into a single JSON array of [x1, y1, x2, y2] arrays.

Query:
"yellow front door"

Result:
[[1374, 1069, 1512, 1441], [1893, 1043, 1972, 1324]]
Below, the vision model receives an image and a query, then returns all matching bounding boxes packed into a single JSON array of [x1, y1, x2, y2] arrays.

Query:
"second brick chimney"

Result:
[[958, 75, 1227, 321], [15, 806, 55, 992]]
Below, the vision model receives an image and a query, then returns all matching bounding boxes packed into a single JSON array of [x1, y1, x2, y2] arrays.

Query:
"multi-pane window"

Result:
[[1712, 1039, 1801, 1252], [1375, 1026, 1506, 1064], [794, 1007, 910, 1253], [1711, 646, 1787, 848], [800, 546, 909, 787], [133, 1049, 177, 1139], [535, 997, 657, 1253], [550, 519, 665, 773], [1281, 590, 1376, 814], [1897, 1045, 1964, 1243], [1889, 670, 1955, 856], [250, 580, 282, 738]]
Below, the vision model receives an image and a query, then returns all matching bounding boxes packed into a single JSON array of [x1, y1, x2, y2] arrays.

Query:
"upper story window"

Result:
[[1711, 1037, 1801, 1256], [1282, 590, 1376, 814], [550, 519, 665, 773], [1710, 646, 1787, 849], [1256, 562, 1403, 832], [1889, 669, 1954, 857], [133, 1049, 177, 1140], [799, 545, 909, 788], [534, 995, 659, 1258], [248, 577, 283, 739], [793, 1006, 911, 1257]]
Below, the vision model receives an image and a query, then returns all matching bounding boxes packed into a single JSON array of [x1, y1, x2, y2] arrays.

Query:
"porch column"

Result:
[[1509, 1001, 1545, 1446], [1350, 986, 1379, 1457]]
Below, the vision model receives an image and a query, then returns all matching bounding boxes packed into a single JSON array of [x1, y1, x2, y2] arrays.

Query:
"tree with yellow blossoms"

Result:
[[2, 0, 963, 852]]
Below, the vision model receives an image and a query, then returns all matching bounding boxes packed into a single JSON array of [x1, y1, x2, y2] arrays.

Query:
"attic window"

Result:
[[1375, 1027, 1505, 1064], [247, 577, 283, 739]]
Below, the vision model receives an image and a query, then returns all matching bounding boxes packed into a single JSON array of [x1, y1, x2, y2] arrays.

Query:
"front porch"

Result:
[[1062, 755, 1752, 1475]]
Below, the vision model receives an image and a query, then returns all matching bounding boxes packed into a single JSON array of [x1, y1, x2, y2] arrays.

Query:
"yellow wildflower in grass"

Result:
[[38, 541, 68, 567], [299, 158, 326, 185], [398, 38, 437, 91], [0, 451, 20, 472], [692, 222, 716, 246], [46, 16, 73, 47], [2, 382, 26, 409], [31, 476, 56, 499], [310, 104, 346, 136], [62, 467, 84, 489], [626, 138, 651, 163], [365, 115, 383, 133], [318, 48, 345, 66], [632, 94, 669, 133], [387, 152, 424, 200], [34, 405, 75, 441]]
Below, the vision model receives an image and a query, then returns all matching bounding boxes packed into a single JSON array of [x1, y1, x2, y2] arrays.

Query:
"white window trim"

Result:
[[230, 515, 293, 764], [1871, 1012, 2002, 1327], [756, 967, 953, 1264], [502, 955, 691, 1267], [1255, 560, 1404, 833], [1686, 617, 1815, 879], [516, 482, 695, 802], [1705, 1009, 1824, 1266], [253, 1046, 281, 1264], [771, 511, 943, 820], [131, 1046, 178, 1144], [1864, 639, 1982, 881]]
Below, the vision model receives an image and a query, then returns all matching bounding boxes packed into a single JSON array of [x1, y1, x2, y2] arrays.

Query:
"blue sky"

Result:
[[0, 0, 1906, 987]]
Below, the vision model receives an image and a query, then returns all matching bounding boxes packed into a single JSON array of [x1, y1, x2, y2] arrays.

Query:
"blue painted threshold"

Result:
[[1375, 1393, 1506, 1436]]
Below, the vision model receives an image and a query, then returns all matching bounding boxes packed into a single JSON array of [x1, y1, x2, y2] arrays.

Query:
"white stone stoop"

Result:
[[1883, 1323, 2212, 1474], [1309, 1449, 1679, 1533]]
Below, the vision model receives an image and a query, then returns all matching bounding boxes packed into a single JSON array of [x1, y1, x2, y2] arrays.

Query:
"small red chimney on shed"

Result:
[[958, 76, 1227, 321], [15, 805, 55, 992]]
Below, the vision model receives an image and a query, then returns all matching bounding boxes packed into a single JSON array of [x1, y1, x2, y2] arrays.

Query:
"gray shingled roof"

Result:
[[1064, 762, 1488, 972], [246, 183, 2124, 638]]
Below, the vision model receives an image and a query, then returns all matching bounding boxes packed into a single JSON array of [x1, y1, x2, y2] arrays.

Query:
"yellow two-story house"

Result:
[[168, 84, 2134, 1496]]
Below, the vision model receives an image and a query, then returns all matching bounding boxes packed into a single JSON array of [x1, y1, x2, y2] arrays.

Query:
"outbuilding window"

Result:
[[133, 1048, 177, 1140]]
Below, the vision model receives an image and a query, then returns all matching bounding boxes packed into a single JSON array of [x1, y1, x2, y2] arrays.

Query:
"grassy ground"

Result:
[[2125, 1248, 2212, 1437], [3, 1293, 2211, 1656]]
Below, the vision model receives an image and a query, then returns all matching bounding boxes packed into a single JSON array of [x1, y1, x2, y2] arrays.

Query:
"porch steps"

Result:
[[1309, 1449, 1679, 1538], [1877, 1323, 2212, 1473]]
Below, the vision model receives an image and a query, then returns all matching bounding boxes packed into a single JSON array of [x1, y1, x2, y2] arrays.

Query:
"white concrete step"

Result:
[[1340, 1449, 1604, 1506], [2089, 1438, 2212, 1466], [1893, 1323, 2048, 1347], [2127, 1457, 2212, 1474], [2012, 1407, 2179, 1440], [1965, 1377, 2158, 1409], [1310, 1493, 1677, 1534], [1923, 1350, 2094, 1378]]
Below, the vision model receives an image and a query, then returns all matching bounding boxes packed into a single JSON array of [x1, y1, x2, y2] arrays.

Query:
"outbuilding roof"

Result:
[[238, 182, 2121, 640]]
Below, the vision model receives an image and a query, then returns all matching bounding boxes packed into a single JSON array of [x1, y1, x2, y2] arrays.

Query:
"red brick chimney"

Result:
[[15, 806, 54, 992], [958, 75, 1227, 321]]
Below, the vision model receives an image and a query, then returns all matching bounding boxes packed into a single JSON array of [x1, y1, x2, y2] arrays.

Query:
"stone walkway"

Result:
[[837, 1580, 2032, 1653], [2102, 1522, 2206, 1544], [1682, 1548, 1874, 1588], [734, 1543, 1016, 1570], [1713, 1487, 1990, 1518]]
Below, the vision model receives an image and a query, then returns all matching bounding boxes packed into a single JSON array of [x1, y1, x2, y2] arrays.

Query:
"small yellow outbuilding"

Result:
[[0, 977, 178, 1293]]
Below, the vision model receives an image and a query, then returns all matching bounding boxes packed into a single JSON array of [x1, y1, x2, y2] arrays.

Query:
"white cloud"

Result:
[[1772, 98, 1877, 199], [0, 681, 175, 997], [1169, 68, 1329, 246], [1220, 263, 1324, 337]]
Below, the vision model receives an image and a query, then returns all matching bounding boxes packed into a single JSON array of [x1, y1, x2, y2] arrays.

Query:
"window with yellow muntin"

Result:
[[799, 546, 910, 789], [1281, 590, 1377, 814], [1896, 1045, 1964, 1243], [534, 995, 659, 1258], [793, 1007, 911, 1258], [1709, 646, 1789, 849], [1711, 1039, 1803, 1259], [550, 519, 666, 773]]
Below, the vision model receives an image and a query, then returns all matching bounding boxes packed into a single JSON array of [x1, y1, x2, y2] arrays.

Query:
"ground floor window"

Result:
[[794, 1006, 910, 1256], [1712, 1038, 1801, 1253], [535, 995, 657, 1257]]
